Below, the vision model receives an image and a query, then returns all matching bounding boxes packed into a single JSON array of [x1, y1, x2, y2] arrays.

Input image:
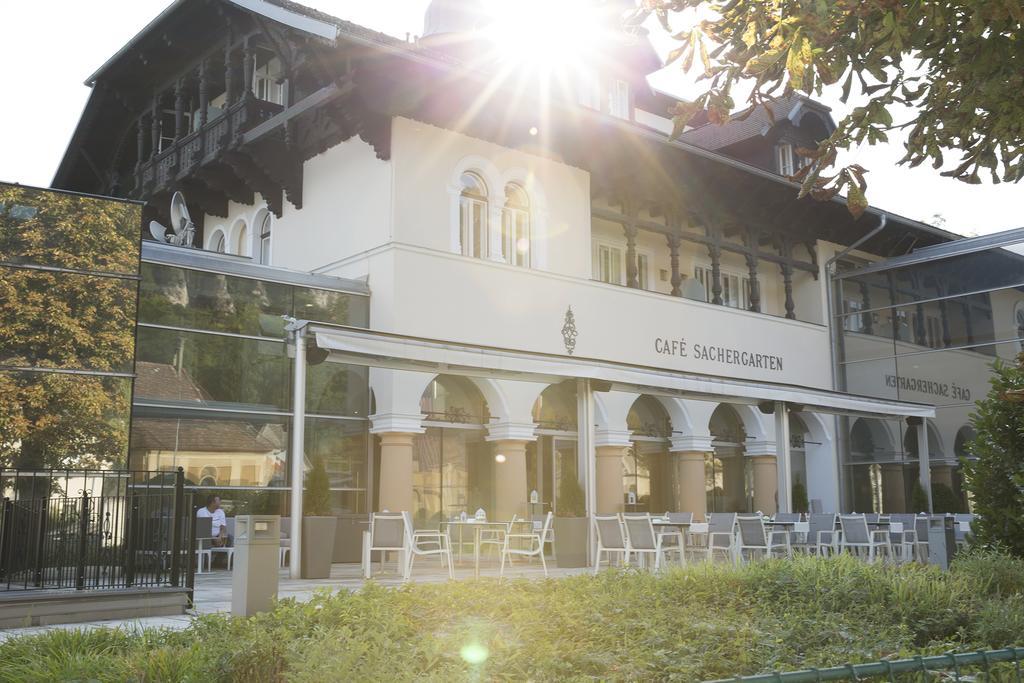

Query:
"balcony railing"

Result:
[[135, 97, 283, 198]]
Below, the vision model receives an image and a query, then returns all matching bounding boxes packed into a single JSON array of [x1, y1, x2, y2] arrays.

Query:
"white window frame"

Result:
[[775, 143, 795, 176], [1016, 301, 1024, 352], [694, 265, 750, 309], [459, 172, 489, 259], [258, 212, 272, 265], [593, 239, 652, 289], [501, 201, 530, 268], [577, 71, 602, 110], [252, 56, 287, 106], [609, 79, 631, 120], [594, 239, 623, 285]]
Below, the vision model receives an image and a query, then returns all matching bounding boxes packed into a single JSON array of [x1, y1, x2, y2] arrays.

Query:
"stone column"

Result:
[[377, 433, 416, 513], [491, 439, 529, 521], [595, 445, 628, 513], [931, 464, 954, 489], [751, 455, 778, 515], [673, 451, 708, 521], [881, 463, 907, 513]]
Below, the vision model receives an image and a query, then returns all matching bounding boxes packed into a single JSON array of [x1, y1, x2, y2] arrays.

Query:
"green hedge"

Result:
[[3, 551, 1024, 682]]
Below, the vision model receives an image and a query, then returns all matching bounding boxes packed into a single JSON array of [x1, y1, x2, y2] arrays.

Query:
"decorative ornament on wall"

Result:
[[561, 306, 578, 355]]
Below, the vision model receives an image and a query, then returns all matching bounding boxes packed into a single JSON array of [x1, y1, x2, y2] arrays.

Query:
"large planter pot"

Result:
[[554, 516, 589, 568], [301, 516, 337, 579]]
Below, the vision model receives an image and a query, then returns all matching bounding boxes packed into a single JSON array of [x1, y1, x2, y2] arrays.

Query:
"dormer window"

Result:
[[252, 54, 287, 105], [776, 143, 795, 176], [577, 72, 602, 110], [609, 79, 631, 120]]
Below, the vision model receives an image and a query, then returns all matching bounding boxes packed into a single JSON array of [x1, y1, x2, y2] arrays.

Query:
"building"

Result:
[[46, 0, 1024, 545]]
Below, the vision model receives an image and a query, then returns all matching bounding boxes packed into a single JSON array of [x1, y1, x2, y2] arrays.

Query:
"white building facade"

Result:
[[51, 0, 1024, 534]]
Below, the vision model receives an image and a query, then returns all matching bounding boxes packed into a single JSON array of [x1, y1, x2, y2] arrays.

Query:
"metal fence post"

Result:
[[0, 498, 12, 582], [185, 495, 197, 608], [124, 493, 138, 587], [169, 467, 185, 587], [32, 497, 48, 588], [75, 491, 90, 590]]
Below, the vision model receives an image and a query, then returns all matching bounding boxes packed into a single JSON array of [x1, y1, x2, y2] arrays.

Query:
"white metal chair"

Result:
[[480, 515, 520, 559], [593, 514, 629, 573], [839, 514, 892, 563], [737, 515, 792, 562], [622, 514, 683, 571], [689, 512, 737, 563], [499, 511, 552, 577], [363, 512, 407, 579], [401, 511, 453, 580], [794, 513, 838, 556]]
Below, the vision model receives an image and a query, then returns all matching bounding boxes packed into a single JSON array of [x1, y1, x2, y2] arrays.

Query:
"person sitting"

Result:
[[196, 495, 230, 547]]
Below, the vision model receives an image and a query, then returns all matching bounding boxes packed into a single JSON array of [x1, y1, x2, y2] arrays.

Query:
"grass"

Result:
[[2, 551, 1024, 682]]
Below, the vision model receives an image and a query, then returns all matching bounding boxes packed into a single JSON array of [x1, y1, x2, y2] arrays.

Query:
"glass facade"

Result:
[[835, 239, 1024, 513], [0, 183, 141, 469], [130, 255, 370, 516]]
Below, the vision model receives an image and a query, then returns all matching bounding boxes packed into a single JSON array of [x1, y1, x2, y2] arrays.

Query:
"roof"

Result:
[[679, 93, 835, 151], [132, 361, 286, 453]]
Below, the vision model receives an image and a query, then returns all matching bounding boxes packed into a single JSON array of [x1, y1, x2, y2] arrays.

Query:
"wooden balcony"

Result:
[[134, 96, 283, 212]]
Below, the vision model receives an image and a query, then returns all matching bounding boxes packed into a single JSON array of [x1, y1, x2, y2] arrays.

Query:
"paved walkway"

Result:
[[0, 555, 587, 642]]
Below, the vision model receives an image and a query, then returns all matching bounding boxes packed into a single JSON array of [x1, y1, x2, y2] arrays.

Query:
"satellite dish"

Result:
[[149, 220, 167, 243], [147, 191, 196, 247]]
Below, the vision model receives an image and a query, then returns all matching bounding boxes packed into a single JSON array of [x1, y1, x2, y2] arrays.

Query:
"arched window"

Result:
[[209, 229, 226, 253], [502, 183, 530, 267], [459, 172, 488, 258], [258, 212, 272, 265]]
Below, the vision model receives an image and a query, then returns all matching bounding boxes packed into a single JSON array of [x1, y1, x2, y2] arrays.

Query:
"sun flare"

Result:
[[480, 0, 607, 72]]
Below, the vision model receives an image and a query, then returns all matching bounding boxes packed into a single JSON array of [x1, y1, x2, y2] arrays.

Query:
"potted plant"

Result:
[[301, 457, 337, 579], [553, 474, 588, 568], [791, 481, 809, 514]]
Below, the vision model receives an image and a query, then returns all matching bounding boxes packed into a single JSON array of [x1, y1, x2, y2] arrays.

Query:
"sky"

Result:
[[1, 0, 1020, 238]]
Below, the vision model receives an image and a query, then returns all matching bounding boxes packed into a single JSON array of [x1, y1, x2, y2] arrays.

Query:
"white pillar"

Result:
[[288, 323, 307, 580], [774, 402, 792, 514], [577, 379, 596, 563], [914, 418, 932, 512]]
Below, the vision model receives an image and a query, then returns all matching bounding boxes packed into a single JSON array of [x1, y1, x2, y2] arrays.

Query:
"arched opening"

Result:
[[208, 228, 227, 253], [789, 414, 809, 511], [849, 417, 895, 513], [708, 405, 749, 513], [528, 380, 577, 515], [954, 425, 976, 460], [412, 376, 491, 526], [624, 396, 672, 512], [232, 219, 248, 256]]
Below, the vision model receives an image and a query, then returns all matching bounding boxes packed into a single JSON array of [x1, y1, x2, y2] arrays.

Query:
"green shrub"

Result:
[[556, 473, 585, 517], [931, 482, 962, 514], [791, 481, 809, 513], [970, 595, 1024, 648], [3, 552, 1024, 681], [303, 457, 332, 516], [962, 354, 1024, 556]]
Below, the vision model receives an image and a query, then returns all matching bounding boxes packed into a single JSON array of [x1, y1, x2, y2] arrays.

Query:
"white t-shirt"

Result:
[[196, 507, 227, 537]]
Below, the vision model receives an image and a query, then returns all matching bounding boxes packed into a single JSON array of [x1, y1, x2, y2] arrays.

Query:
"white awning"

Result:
[[310, 324, 935, 419]]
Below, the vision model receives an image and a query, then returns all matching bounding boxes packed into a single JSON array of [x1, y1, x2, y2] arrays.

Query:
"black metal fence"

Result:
[[0, 468, 197, 601]]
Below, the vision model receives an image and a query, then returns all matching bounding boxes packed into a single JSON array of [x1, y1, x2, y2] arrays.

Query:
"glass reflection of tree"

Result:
[[0, 185, 140, 470]]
